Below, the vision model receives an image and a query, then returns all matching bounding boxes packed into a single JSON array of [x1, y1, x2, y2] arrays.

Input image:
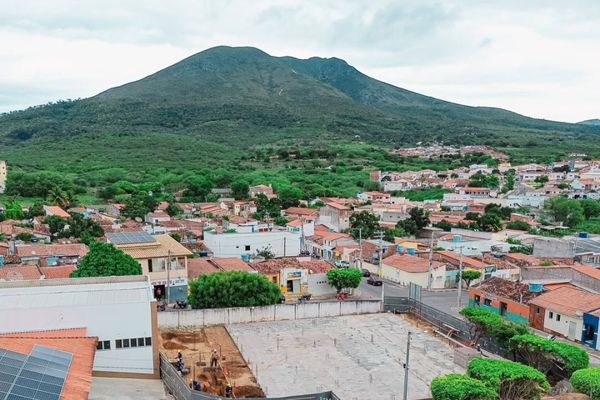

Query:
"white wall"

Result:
[[544, 309, 583, 341], [158, 300, 381, 328], [0, 279, 155, 375], [204, 231, 301, 257], [381, 265, 447, 289], [307, 273, 337, 297]]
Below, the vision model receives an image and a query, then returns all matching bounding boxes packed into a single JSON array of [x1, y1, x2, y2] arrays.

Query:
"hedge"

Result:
[[509, 334, 589, 376], [460, 307, 529, 349], [571, 367, 600, 400], [467, 357, 550, 400], [430, 373, 495, 400]]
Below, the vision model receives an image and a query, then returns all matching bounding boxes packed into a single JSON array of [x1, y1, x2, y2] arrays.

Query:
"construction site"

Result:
[[160, 313, 463, 399]]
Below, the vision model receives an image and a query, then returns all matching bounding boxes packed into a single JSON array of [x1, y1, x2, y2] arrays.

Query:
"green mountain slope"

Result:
[[0, 45, 599, 174], [579, 119, 600, 126]]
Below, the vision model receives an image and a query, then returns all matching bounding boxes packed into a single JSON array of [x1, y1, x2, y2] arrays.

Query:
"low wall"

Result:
[[158, 300, 381, 329]]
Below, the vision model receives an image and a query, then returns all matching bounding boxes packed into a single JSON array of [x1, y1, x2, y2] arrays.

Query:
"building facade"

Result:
[[0, 160, 6, 194]]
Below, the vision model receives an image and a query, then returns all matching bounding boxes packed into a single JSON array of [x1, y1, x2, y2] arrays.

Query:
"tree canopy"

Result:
[[326, 268, 362, 293], [188, 271, 281, 309], [348, 211, 380, 239], [70, 242, 142, 277]]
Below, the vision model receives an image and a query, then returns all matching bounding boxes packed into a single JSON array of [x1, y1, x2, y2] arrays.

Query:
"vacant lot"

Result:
[[159, 326, 263, 398], [228, 313, 463, 400]]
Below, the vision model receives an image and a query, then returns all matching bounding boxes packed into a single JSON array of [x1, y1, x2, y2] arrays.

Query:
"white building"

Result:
[[380, 254, 450, 289], [0, 160, 6, 193], [0, 276, 159, 378], [204, 230, 302, 258]]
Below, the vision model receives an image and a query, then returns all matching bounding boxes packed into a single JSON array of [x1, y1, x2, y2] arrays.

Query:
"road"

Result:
[[357, 277, 469, 317]]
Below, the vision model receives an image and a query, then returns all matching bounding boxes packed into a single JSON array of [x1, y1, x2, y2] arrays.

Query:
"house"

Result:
[[468, 278, 543, 324], [144, 210, 171, 225], [305, 230, 356, 260], [15, 243, 88, 265], [209, 257, 255, 272], [106, 231, 192, 301], [203, 230, 302, 258], [249, 184, 275, 199], [582, 309, 600, 350], [381, 253, 450, 289], [456, 187, 498, 198], [529, 286, 600, 342], [0, 275, 159, 378], [233, 201, 258, 217], [187, 258, 219, 280], [106, 203, 124, 218], [357, 191, 391, 204], [282, 207, 319, 220], [0, 160, 6, 193], [318, 201, 352, 232], [43, 205, 71, 219], [252, 257, 334, 298]]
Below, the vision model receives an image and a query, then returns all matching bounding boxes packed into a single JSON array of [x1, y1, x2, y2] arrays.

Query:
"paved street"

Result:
[[357, 277, 469, 317]]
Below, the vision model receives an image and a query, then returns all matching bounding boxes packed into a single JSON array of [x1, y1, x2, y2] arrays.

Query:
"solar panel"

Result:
[[106, 231, 155, 245], [0, 346, 72, 400]]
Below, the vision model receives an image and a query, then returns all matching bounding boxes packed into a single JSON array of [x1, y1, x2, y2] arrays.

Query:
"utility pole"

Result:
[[358, 228, 363, 269], [402, 331, 412, 400], [283, 237, 287, 257], [376, 231, 384, 278], [427, 229, 434, 290], [166, 249, 171, 305], [456, 246, 464, 309]]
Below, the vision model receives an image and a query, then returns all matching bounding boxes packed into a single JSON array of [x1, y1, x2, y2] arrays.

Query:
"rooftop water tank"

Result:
[[0, 255, 4, 267], [578, 231, 589, 239], [240, 254, 250, 261], [396, 245, 403, 253], [407, 248, 416, 255], [46, 256, 58, 266], [453, 235, 461, 242], [528, 282, 544, 292]]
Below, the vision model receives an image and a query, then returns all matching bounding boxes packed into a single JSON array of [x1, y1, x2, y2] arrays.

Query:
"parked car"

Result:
[[361, 268, 371, 277], [277, 294, 286, 304], [367, 276, 382, 286], [334, 260, 350, 268]]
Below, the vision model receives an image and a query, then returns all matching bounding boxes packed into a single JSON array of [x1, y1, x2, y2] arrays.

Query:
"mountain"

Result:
[[0, 45, 599, 173], [579, 119, 600, 126]]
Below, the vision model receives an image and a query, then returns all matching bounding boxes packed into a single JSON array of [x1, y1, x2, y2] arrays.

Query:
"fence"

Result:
[[160, 354, 340, 400], [159, 300, 381, 329]]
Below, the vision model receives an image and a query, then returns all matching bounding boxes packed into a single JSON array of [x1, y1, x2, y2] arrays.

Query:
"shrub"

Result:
[[326, 268, 362, 293], [467, 357, 550, 400], [505, 220, 530, 231], [188, 271, 281, 309], [509, 334, 589, 377], [570, 367, 600, 400], [430, 373, 495, 400], [460, 307, 529, 349], [71, 242, 142, 277]]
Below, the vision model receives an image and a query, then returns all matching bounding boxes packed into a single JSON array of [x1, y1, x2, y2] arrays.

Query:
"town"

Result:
[[1, 149, 599, 399]]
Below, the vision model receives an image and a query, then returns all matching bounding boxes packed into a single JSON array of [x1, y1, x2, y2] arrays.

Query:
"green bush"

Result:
[[326, 268, 362, 293], [571, 367, 600, 400], [467, 357, 550, 400], [430, 373, 495, 400], [460, 307, 529, 349], [188, 271, 281, 309], [71, 242, 142, 277], [509, 334, 589, 376]]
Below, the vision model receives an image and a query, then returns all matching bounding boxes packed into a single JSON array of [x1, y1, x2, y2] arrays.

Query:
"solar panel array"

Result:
[[0, 346, 72, 400], [106, 231, 155, 245]]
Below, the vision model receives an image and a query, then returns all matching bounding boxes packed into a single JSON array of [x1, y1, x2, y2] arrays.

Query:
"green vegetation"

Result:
[[326, 268, 362, 293], [505, 220, 530, 231], [398, 187, 450, 201], [70, 242, 142, 277], [348, 211, 380, 239], [460, 307, 529, 350], [430, 373, 495, 400], [1, 46, 599, 200], [469, 171, 500, 188], [467, 357, 550, 400], [509, 334, 589, 377], [188, 271, 281, 309], [570, 367, 600, 400], [45, 213, 104, 244], [396, 207, 430, 236], [460, 270, 481, 288], [545, 197, 600, 233]]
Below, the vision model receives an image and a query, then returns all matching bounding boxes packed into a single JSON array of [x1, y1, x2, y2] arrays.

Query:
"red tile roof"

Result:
[[0, 265, 42, 281], [572, 264, 600, 280], [187, 258, 219, 279], [15, 243, 88, 258], [44, 206, 71, 218], [210, 257, 254, 272], [383, 254, 444, 273], [530, 286, 600, 317], [284, 207, 318, 217], [40, 265, 76, 279], [252, 257, 333, 274]]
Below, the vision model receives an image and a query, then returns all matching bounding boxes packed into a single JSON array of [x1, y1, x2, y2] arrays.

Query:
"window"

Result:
[[116, 339, 122, 349], [474, 295, 480, 305], [245, 245, 251, 251], [130, 338, 137, 347], [556, 314, 561, 321], [123, 339, 130, 348], [272, 277, 277, 283], [536, 307, 540, 314], [484, 298, 492, 306], [549, 311, 554, 319], [115, 337, 152, 349], [148, 259, 153, 273], [138, 338, 145, 347], [145, 337, 152, 346], [96, 340, 111, 351]]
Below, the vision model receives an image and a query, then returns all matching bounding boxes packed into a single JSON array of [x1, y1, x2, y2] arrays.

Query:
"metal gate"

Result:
[[408, 282, 422, 302]]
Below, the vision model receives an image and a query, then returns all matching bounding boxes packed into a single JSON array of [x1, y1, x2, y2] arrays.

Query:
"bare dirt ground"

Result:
[[159, 326, 264, 398]]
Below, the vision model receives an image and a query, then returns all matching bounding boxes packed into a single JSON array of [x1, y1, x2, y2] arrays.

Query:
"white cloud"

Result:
[[0, 0, 598, 122]]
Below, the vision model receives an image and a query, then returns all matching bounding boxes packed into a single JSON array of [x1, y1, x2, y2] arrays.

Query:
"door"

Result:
[[568, 321, 577, 339], [500, 302, 508, 317]]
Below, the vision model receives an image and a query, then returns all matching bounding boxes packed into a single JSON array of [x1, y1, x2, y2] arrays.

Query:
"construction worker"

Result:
[[177, 351, 183, 362], [192, 379, 201, 391], [224, 383, 232, 398], [210, 349, 219, 369]]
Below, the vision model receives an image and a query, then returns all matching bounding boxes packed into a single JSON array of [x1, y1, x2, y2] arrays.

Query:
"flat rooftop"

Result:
[[227, 313, 462, 400]]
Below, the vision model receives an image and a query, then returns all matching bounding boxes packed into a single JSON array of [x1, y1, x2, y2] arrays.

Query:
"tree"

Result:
[[430, 374, 495, 400], [570, 367, 600, 400], [71, 242, 142, 277], [27, 202, 45, 218], [467, 357, 549, 400], [465, 212, 480, 221], [45, 215, 68, 238], [581, 199, 600, 220], [165, 202, 182, 217], [3, 199, 23, 220], [348, 211, 380, 239], [256, 245, 275, 259], [169, 232, 181, 242], [121, 196, 149, 220], [47, 186, 73, 209], [274, 215, 289, 226], [409, 207, 430, 230], [460, 270, 481, 287], [478, 213, 502, 232], [188, 271, 280, 309], [468, 171, 499, 188], [534, 175, 549, 184], [546, 197, 584, 227], [231, 179, 249, 199], [326, 268, 362, 293], [505, 220, 530, 231], [435, 220, 453, 232]]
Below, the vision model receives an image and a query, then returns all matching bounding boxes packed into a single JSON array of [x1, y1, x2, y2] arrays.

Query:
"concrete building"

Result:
[[318, 201, 352, 232], [0, 160, 5, 193], [381, 253, 450, 289], [204, 230, 301, 258], [106, 231, 192, 301], [0, 276, 159, 378], [582, 309, 600, 350], [529, 286, 600, 342]]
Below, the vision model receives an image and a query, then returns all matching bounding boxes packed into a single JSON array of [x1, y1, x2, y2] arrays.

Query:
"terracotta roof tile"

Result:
[[40, 265, 76, 279], [0, 265, 42, 281], [187, 258, 219, 279], [530, 286, 600, 317], [15, 243, 88, 258], [210, 257, 254, 272], [383, 254, 444, 273]]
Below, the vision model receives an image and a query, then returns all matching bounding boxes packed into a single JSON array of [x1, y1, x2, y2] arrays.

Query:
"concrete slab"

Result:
[[89, 377, 168, 400], [228, 313, 463, 400]]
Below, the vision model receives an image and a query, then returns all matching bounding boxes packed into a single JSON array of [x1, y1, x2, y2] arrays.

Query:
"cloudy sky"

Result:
[[1, 0, 599, 122]]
